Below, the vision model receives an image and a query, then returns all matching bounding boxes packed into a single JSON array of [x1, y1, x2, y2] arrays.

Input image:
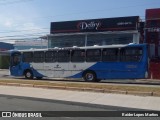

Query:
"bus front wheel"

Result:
[[24, 70, 33, 79], [83, 71, 97, 82]]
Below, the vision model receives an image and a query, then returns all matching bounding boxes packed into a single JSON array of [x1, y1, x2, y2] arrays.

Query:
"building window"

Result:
[[87, 33, 133, 46], [49, 35, 85, 48], [149, 21, 157, 27], [48, 33, 135, 48], [150, 33, 157, 43]]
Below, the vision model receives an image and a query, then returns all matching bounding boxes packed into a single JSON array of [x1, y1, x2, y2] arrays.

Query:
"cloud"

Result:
[[0, 18, 48, 44], [0, 3, 49, 44], [21, 22, 48, 33]]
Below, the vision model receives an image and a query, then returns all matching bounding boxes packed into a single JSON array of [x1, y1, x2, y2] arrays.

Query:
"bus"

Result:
[[9, 43, 148, 82]]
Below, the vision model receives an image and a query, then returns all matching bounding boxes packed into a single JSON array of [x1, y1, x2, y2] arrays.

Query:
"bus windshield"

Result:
[[11, 52, 21, 66]]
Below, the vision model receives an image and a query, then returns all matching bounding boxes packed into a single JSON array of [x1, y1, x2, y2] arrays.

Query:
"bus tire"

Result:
[[95, 79, 101, 82], [36, 77, 43, 80], [24, 70, 33, 79], [83, 71, 97, 82]]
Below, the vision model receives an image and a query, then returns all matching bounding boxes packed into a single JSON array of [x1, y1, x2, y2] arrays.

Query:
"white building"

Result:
[[14, 40, 48, 50], [48, 16, 141, 48]]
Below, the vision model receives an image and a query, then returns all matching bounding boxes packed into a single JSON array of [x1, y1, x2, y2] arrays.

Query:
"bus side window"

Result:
[[58, 50, 70, 62], [45, 51, 57, 63], [120, 47, 142, 62], [71, 50, 85, 62], [102, 48, 118, 62], [86, 49, 101, 62], [23, 52, 33, 62], [33, 51, 44, 63]]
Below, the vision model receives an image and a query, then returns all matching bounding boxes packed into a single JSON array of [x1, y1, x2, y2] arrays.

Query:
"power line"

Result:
[[0, 28, 49, 34], [0, 31, 48, 42], [0, 37, 41, 41], [0, 32, 48, 39]]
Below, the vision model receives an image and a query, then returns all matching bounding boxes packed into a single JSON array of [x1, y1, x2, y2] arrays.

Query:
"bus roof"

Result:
[[14, 43, 146, 52]]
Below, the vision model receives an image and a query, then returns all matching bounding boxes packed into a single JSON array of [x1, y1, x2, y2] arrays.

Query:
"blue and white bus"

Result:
[[9, 44, 148, 82]]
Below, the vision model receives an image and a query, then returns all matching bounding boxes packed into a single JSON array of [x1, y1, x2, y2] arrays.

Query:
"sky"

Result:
[[0, 0, 160, 43]]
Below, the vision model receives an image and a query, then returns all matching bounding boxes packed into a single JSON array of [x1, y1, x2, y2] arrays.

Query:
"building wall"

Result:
[[145, 8, 160, 79], [145, 8, 160, 58]]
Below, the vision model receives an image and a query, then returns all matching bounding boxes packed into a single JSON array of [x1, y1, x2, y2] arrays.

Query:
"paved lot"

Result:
[[0, 94, 142, 112], [0, 86, 160, 111], [0, 69, 160, 119]]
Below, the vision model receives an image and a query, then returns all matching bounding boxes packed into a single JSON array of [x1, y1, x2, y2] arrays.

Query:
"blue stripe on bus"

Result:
[[32, 68, 45, 78], [70, 62, 147, 79]]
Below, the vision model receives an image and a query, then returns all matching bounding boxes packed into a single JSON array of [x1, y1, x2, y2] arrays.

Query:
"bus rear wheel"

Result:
[[24, 70, 33, 79], [36, 77, 43, 80], [83, 71, 97, 82]]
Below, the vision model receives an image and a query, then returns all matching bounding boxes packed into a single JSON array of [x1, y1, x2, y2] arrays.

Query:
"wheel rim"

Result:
[[86, 73, 94, 81], [26, 72, 31, 78]]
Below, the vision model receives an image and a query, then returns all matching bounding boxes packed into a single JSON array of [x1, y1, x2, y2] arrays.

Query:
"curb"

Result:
[[104, 89, 127, 94], [0, 82, 158, 97], [6, 83, 20, 86], [20, 84, 34, 87], [48, 85, 66, 89], [0, 82, 7, 85], [127, 91, 152, 96]]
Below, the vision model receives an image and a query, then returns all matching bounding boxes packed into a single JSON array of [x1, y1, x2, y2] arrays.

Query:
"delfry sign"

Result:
[[77, 21, 101, 30], [50, 16, 139, 34]]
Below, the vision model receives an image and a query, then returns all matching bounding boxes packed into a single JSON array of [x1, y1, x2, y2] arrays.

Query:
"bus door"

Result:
[[10, 52, 22, 76], [70, 50, 86, 78], [53, 50, 70, 78], [44, 51, 56, 77], [32, 51, 45, 76]]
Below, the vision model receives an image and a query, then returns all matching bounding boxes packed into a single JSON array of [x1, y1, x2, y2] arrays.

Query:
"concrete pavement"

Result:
[[0, 85, 160, 111]]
